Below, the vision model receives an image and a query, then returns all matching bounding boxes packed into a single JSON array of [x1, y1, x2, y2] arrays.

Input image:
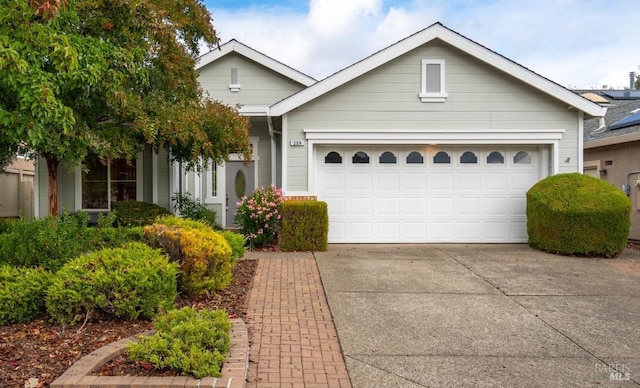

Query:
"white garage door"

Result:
[[316, 146, 541, 243]]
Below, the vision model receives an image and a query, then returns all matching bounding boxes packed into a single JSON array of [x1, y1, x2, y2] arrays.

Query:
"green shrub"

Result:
[[279, 200, 328, 252], [127, 307, 231, 378], [234, 184, 284, 248], [112, 201, 171, 227], [527, 173, 631, 257], [0, 218, 17, 234], [219, 230, 246, 260], [0, 213, 91, 271], [45, 243, 178, 325], [144, 218, 235, 297], [172, 192, 220, 228], [0, 265, 53, 326], [0, 212, 145, 271]]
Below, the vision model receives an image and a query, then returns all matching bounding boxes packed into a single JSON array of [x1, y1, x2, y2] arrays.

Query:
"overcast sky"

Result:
[[202, 0, 639, 90]]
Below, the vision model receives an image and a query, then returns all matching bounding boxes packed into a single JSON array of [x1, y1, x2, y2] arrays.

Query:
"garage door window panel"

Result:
[[433, 151, 451, 164], [487, 151, 504, 164], [325, 151, 343, 164], [460, 151, 478, 164], [514, 151, 531, 164], [379, 151, 397, 164], [352, 151, 370, 164], [406, 151, 424, 164]]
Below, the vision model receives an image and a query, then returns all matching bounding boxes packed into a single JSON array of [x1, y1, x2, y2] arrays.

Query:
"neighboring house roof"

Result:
[[196, 39, 317, 87], [580, 89, 640, 148], [270, 22, 604, 118]]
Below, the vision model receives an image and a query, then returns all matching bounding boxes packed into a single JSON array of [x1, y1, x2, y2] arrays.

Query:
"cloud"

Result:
[[206, 0, 639, 89]]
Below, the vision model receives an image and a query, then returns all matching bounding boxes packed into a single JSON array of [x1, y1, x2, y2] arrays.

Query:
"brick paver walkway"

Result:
[[244, 257, 352, 388]]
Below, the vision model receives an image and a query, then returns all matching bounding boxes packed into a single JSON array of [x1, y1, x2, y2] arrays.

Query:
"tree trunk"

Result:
[[44, 153, 59, 216]]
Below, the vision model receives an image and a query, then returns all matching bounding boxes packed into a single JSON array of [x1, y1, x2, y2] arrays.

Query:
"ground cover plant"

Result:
[[127, 307, 231, 378]]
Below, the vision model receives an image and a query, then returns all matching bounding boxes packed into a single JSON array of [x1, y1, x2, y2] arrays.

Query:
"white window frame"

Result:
[[205, 161, 226, 204], [75, 151, 143, 212], [419, 59, 448, 103], [229, 68, 241, 92]]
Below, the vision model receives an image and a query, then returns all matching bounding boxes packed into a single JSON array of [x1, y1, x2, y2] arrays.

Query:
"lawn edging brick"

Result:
[[51, 318, 248, 388]]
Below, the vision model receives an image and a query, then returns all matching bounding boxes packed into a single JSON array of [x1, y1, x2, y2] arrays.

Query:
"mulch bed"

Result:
[[0, 259, 257, 387]]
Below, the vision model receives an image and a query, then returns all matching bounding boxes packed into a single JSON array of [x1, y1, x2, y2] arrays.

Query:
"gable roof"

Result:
[[270, 22, 604, 118], [196, 39, 317, 87]]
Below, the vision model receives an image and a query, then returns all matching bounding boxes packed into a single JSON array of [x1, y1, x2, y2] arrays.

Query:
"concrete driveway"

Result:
[[314, 244, 640, 387]]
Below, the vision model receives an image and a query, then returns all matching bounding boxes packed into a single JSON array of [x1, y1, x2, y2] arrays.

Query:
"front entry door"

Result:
[[226, 161, 255, 227]]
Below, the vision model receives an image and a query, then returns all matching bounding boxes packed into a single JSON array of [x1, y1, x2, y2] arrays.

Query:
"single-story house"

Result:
[[36, 22, 604, 243], [581, 77, 640, 240]]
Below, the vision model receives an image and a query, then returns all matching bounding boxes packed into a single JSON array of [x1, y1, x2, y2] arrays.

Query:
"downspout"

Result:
[[266, 108, 276, 184]]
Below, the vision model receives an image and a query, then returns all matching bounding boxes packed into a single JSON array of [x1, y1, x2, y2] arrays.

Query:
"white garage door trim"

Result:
[[315, 145, 543, 243]]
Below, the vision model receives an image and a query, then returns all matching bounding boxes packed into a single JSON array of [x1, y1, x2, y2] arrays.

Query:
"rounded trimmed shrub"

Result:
[[45, 243, 178, 325], [144, 217, 235, 297], [0, 265, 53, 325], [527, 173, 631, 257]]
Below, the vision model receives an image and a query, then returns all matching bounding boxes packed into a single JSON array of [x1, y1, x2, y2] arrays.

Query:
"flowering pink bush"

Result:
[[234, 184, 284, 248]]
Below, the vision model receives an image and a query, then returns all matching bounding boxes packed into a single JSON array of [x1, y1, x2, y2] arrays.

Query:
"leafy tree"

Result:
[[0, 0, 250, 215]]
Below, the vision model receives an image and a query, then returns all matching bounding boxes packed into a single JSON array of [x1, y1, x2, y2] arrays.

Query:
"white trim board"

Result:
[[303, 128, 565, 143]]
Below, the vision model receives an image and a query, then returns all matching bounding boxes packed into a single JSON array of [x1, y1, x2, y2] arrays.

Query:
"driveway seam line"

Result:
[[345, 355, 429, 387]]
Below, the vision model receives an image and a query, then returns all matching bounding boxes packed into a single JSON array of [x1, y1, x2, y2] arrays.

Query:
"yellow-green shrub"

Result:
[[144, 218, 234, 297], [279, 200, 328, 252]]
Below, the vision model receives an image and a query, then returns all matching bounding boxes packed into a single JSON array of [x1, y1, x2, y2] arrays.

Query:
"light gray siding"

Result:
[[198, 53, 307, 107], [156, 148, 171, 210], [58, 163, 76, 213], [285, 40, 580, 191], [251, 122, 271, 187]]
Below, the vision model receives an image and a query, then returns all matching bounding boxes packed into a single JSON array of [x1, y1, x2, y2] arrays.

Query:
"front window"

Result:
[[82, 157, 137, 210]]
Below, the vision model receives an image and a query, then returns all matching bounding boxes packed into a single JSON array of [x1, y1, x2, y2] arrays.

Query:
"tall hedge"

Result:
[[527, 173, 631, 257], [279, 201, 328, 252]]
